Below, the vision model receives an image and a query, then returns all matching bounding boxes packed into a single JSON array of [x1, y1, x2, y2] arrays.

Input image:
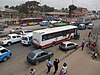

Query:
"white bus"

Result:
[[32, 25, 78, 49], [21, 32, 33, 45]]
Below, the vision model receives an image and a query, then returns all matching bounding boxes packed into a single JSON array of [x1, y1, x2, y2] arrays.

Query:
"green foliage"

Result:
[[68, 5, 77, 17]]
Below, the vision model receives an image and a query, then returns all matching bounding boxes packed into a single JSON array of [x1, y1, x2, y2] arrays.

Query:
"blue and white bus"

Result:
[[21, 33, 33, 45]]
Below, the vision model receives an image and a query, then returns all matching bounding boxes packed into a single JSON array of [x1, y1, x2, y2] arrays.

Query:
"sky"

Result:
[[0, 0, 100, 11]]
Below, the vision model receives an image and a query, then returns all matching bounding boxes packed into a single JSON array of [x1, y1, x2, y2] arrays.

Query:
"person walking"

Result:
[[59, 61, 68, 75], [81, 39, 85, 50], [88, 31, 91, 37], [46, 59, 52, 73], [53, 58, 60, 74], [30, 68, 35, 75]]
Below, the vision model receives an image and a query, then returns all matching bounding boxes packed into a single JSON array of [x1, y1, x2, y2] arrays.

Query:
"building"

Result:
[[73, 7, 88, 17], [44, 12, 69, 18], [0, 7, 19, 23]]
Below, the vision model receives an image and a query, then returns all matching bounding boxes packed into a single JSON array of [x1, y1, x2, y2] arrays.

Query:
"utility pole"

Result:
[[72, 0, 74, 5]]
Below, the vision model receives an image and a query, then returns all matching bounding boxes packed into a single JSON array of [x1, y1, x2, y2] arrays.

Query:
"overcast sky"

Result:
[[0, 0, 100, 11]]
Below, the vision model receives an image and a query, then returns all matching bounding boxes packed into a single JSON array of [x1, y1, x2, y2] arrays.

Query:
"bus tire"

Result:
[[51, 42, 55, 47]]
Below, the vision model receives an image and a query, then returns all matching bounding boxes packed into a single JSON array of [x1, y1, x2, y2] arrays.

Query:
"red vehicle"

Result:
[[20, 18, 43, 26]]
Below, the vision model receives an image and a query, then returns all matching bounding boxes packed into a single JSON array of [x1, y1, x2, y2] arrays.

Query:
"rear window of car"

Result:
[[28, 52, 35, 58], [60, 43, 66, 47], [0, 49, 8, 53]]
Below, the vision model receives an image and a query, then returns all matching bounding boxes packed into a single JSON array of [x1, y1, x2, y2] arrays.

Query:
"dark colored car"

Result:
[[0, 23, 8, 28], [59, 41, 78, 51], [78, 24, 86, 30], [27, 49, 54, 64]]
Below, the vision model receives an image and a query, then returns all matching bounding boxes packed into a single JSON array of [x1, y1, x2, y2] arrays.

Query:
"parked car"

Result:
[[70, 22, 78, 26], [59, 41, 78, 51], [10, 26, 22, 33], [86, 23, 94, 29], [0, 46, 11, 62], [78, 24, 86, 30], [39, 21, 50, 26], [0, 34, 22, 46], [0, 23, 8, 28], [27, 49, 54, 64], [20, 29, 32, 35], [54, 22, 68, 27], [0, 24, 4, 31]]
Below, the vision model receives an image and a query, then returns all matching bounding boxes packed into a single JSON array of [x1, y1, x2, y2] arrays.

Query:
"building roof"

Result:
[[5, 8, 19, 13], [0, 8, 19, 13], [46, 12, 69, 15]]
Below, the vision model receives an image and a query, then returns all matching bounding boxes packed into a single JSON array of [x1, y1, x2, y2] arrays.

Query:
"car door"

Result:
[[36, 53, 43, 62], [67, 43, 75, 50], [40, 52, 49, 61], [11, 36, 17, 43], [36, 52, 48, 62], [16, 35, 21, 42]]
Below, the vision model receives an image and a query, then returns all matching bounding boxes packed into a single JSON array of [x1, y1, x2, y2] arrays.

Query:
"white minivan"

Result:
[[21, 32, 33, 45]]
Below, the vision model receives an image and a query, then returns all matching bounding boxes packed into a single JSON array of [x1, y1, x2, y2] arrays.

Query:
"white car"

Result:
[[0, 34, 22, 46], [59, 41, 78, 51], [10, 26, 22, 33], [20, 30, 32, 35]]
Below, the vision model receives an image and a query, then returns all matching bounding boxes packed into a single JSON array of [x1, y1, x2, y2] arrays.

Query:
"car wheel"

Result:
[[7, 42, 12, 46], [3, 57, 8, 62]]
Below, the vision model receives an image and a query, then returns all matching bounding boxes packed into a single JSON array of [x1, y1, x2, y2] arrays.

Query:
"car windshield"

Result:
[[22, 37, 28, 40], [7, 36, 11, 39], [24, 30, 32, 33], [28, 52, 35, 58], [61, 43, 66, 47]]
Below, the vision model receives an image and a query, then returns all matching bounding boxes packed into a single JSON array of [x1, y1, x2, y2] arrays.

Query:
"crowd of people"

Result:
[[29, 31, 99, 75], [80, 31, 98, 60], [46, 58, 68, 75]]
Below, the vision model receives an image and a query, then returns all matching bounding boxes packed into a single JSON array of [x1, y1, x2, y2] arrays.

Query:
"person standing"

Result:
[[53, 58, 60, 74], [46, 59, 52, 73], [30, 68, 35, 75], [59, 61, 68, 75], [81, 39, 85, 50], [88, 31, 91, 37]]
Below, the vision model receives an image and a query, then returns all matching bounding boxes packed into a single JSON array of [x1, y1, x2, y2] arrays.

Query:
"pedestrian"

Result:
[[30, 68, 35, 75], [59, 61, 68, 75], [53, 58, 60, 74], [46, 59, 52, 73], [91, 52, 98, 60], [81, 39, 85, 50], [88, 31, 91, 37]]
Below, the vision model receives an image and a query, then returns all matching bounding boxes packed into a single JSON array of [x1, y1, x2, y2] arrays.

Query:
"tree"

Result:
[[61, 8, 65, 12], [68, 5, 77, 17], [26, 1, 40, 13], [5, 5, 9, 8], [41, 5, 54, 12]]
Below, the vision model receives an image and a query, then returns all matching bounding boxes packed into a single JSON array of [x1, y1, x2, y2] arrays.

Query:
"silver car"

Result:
[[59, 41, 78, 51], [27, 49, 54, 64]]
